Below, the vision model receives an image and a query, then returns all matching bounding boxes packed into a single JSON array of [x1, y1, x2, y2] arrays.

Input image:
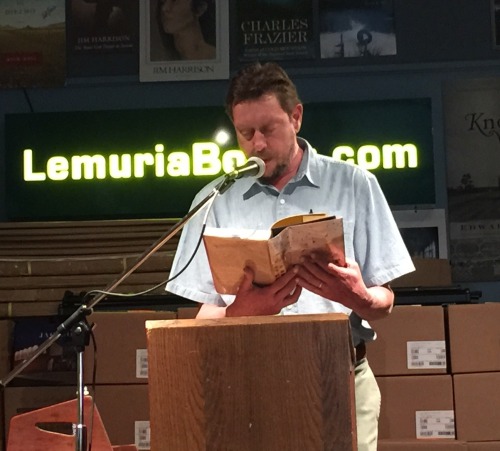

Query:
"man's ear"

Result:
[[291, 103, 303, 133]]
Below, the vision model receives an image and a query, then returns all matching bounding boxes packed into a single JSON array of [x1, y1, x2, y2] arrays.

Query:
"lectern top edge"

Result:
[[145, 312, 350, 330]]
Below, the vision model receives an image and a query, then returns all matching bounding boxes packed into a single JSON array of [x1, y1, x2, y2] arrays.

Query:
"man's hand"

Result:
[[226, 267, 302, 317], [293, 256, 394, 321]]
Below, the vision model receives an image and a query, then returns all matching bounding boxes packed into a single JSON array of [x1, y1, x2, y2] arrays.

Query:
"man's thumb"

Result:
[[238, 266, 255, 292]]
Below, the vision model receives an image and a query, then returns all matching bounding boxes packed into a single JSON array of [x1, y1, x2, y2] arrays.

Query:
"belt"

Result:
[[355, 341, 366, 363]]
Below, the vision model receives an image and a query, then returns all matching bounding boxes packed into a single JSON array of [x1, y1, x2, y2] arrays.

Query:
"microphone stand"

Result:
[[0, 175, 236, 451]]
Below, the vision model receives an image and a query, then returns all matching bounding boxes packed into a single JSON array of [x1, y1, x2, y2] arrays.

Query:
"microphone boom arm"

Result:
[[0, 176, 231, 386], [0, 164, 253, 451]]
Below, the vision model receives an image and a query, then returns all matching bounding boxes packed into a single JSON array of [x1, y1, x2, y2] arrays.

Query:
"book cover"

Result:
[[235, 0, 315, 62], [319, 0, 397, 59], [139, 0, 229, 82], [203, 214, 345, 295], [66, 0, 139, 78], [0, 0, 66, 88], [444, 77, 500, 282]]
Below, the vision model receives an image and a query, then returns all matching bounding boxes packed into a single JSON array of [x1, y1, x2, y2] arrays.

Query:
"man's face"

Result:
[[232, 94, 303, 186], [159, 0, 199, 35]]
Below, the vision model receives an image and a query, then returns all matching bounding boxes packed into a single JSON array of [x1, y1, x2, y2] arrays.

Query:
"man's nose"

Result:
[[252, 131, 266, 152]]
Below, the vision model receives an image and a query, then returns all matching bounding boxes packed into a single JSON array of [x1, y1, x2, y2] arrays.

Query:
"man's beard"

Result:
[[259, 140, 297, 185], [259, 162, 288, 186]]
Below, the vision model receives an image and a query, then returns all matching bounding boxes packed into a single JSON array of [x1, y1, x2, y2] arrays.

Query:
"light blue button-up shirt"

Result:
[[166, 138, 414, 345]]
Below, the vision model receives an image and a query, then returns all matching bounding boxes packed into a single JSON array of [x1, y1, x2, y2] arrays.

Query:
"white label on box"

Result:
[[407, 340, 446, 369], [135, 420, 151, 450], [416, 410, 455, 438], [136, 349, 148, 378]]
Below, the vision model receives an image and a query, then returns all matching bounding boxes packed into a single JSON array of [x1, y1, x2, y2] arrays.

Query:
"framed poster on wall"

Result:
[[319, 0, 397, 59], [139, 0, 229, 82], [235, 0, 315, 62], [444, 77, 500, 283], [0, 0, 66, 88], [66, 0, 139, 77], [392, 209, 448, 259]]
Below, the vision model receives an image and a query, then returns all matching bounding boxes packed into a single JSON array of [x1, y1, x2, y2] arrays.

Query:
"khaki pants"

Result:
[[355, 358, 381, 451]]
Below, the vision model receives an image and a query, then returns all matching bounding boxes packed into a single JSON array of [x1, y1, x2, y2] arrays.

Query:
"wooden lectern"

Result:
[[146, 313, 357, 451]]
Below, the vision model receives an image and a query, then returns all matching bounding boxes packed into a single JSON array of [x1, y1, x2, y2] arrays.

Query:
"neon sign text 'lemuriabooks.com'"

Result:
[[23, 142, 418, 182]]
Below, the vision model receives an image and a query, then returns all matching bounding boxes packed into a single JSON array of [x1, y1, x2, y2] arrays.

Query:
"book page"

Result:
[[204, 227, 271, 240], [270, 217, 346, 269]]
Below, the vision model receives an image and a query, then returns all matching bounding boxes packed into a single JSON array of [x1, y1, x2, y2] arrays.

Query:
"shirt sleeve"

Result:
[[353, 169, 415, 287], [165, 187, 227, 307]]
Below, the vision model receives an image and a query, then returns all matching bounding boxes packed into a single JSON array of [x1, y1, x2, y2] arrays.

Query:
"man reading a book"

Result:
[[166, 62, 414, 451]]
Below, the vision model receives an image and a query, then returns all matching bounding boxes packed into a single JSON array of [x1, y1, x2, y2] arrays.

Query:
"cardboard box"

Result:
[[377, 375, 455, 440], [83, 310, 176, 384], [378, 439, 467, 450], [447, 303, 500, 373], [93, 384, 150, 450], [453, 373, 500, 441], [391, 258, 452, 288], [3, 385, 77, 442], [9, 316, 76, 385], [367, 305, 447, 376], [466, 443, 500, 450]]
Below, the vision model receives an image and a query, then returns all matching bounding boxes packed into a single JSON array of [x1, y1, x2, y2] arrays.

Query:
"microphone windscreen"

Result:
[[247, 156, 266, 178]]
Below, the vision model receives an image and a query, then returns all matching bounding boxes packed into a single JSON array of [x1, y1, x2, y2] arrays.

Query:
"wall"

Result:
[[1, 0, 500, 298]]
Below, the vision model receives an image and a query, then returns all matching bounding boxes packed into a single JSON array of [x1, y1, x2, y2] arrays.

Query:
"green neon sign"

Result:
[[5, 100, 434, 220], [22, 145, 248, 181], [23, 141, 418, 183]]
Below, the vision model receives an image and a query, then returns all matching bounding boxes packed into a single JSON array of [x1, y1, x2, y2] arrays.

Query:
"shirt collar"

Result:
[[242, 137, 320, 200]]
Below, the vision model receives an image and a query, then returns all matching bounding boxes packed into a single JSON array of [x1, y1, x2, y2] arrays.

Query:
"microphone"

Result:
[[225, 156, 266, 179]]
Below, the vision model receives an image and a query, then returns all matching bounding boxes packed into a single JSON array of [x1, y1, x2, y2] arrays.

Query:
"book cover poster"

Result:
[[235, 0, 314, 62], [66, 0, 139, 78], [392, 209, 448, 259], [444, 78, 500, 283], [139, 0, 229, 82], [0, 0, 66, 88], [319, 0, 396, 59]]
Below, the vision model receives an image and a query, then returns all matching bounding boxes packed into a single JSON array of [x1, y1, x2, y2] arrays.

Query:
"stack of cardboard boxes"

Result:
[[368, 302, 500, 450], [1, 308, 199, 451], [448, 303, 500, 450], [3, 301, 500, 450]]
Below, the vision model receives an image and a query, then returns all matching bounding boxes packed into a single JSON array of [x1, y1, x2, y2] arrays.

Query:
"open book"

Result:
[[203, 213, 345, 295]]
